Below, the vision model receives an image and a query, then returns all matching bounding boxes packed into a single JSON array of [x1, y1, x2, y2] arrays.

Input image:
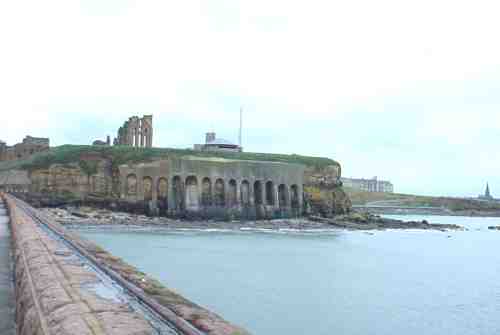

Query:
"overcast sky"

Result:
[[1, 0, 499, 197]]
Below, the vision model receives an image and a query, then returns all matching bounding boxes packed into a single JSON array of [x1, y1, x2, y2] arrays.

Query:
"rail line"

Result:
[[6, 194, 205, 335]]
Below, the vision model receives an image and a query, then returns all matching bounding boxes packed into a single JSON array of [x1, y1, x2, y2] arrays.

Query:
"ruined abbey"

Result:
[[113, 115, 153, 147]]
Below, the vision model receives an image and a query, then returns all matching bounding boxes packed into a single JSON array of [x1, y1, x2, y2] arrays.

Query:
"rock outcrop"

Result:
[[303, 165, 352, 217]]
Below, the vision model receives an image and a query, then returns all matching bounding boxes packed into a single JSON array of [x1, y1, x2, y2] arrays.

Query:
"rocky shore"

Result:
[[310, 213, 462, 231], [41, 206, 463, 231]]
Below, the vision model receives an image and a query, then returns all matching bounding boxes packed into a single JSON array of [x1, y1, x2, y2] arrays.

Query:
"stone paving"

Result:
[[0, 200, 15, 335], [7, 198, 157, 335]]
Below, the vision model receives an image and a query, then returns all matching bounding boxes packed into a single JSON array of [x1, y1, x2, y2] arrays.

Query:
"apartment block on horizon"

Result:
[[342, 176, 394, 193]]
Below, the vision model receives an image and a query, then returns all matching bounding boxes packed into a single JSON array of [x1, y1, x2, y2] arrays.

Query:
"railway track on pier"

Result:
[[6, 194, 205, 335]]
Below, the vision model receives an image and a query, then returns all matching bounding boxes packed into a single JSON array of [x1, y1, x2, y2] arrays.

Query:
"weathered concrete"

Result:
[[6, 196, 156, 335], [0, 200, 15, 335], [119, 157, 305, 220]]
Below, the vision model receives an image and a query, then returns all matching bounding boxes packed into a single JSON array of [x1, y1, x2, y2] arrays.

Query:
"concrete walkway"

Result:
[[0, 200, 15, 335]]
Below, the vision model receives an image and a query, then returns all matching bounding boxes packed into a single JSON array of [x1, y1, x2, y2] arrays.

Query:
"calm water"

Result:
[[78, 215, 500, 335]]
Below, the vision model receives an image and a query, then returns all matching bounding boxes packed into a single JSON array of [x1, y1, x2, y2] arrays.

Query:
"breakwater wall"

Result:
[[6, 195, 156, 335], [4, 194, 250, 335]]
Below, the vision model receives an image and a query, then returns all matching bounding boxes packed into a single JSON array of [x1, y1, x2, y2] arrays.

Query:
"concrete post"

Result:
[[167, 176, 175, 215], [151, 176, 158, 215], [249, 181, 255, 206], [236, 181, 241, 209], [273, 184, 279, 209], [121, 175, 126, 199]]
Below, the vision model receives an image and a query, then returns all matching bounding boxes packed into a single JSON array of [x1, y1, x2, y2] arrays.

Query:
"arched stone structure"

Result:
[[228, 179, 237, 207], [185, 176, 200, 211], [278, 184, 289, 209], [118, 157, 306, 220], [291, 185, 300, 209], [214, 179, 225, 207], [201, 177, 212, 207], [241, 180, 250, 205], [172, 176, 184, 211], [157, 178, 168, 215], [126, 174, 137, 196], [265, 181, 275, 206], [254, 181, 263, 205], [143, 177, 153, 201]]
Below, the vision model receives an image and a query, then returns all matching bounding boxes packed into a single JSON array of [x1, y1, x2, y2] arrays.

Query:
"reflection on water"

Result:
[[78, 215, 500, 335]]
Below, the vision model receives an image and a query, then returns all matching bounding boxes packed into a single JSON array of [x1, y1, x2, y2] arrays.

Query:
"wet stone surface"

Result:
[[0, 201, 15, 335]]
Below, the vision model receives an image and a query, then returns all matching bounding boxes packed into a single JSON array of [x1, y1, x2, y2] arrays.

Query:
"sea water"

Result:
[[77, 215, 500, 335]]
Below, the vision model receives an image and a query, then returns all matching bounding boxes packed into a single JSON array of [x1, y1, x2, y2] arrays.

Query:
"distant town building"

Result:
[[113, 115, 153, 148], [478, 183, 494, 200], [341, 176, 394, 193], [194, 132, 243, 153], [0, 136, 50, 162]]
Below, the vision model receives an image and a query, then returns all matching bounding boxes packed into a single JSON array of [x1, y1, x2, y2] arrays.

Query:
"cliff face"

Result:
[[303, 165, 352, 216], [2, 150, 352, 216]]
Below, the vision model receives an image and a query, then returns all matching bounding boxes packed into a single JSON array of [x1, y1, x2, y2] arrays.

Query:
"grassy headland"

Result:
[[0, 144, 340, 172]]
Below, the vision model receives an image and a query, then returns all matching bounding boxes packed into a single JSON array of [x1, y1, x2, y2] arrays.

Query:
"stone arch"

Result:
[[157, 177, 168, 214], [265, 181, 275, 206], [185, 176, 199, 211], [201, 177, 212, 207], [291, 184, 300, 209], [126, 174, 137, 196], [241, 180, 250, 205], [228, 179, 237, 206], [91, 176, 97, 193], [278, 184, 289, 208], [214, 178, 225, 207], [254, 181, 263, 205], [143, 176, 153, 201], [172, 176, 184, 211]]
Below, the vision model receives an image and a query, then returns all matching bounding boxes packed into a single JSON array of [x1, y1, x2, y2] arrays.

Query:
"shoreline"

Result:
[[41, 207, 464, 232], [353, 207, 500, 217]]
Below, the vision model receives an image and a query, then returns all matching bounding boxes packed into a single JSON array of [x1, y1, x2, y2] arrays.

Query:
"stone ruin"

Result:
[[0, 136, 49, 162], [113, 115, 153, 148]]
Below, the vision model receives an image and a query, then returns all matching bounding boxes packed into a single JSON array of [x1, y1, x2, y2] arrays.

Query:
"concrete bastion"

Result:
[[4, 194, 250, 335], [7, 197, 155, 335]]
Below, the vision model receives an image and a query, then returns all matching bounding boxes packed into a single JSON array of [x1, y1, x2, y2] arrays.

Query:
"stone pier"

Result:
[[0, 200, 14, 334], [4, 194, 251, 335], [6, 196, 156, 335]]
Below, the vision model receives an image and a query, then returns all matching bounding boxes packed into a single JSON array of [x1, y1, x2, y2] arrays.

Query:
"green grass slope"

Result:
[[0, 145, 339, 172]]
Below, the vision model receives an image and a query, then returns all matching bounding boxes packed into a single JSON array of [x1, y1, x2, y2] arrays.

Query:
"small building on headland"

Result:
[[92, 136, 111, 146], [342, 176, 394, 193], [0, 136, 50, 162], [194, 132, 243, 153]]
